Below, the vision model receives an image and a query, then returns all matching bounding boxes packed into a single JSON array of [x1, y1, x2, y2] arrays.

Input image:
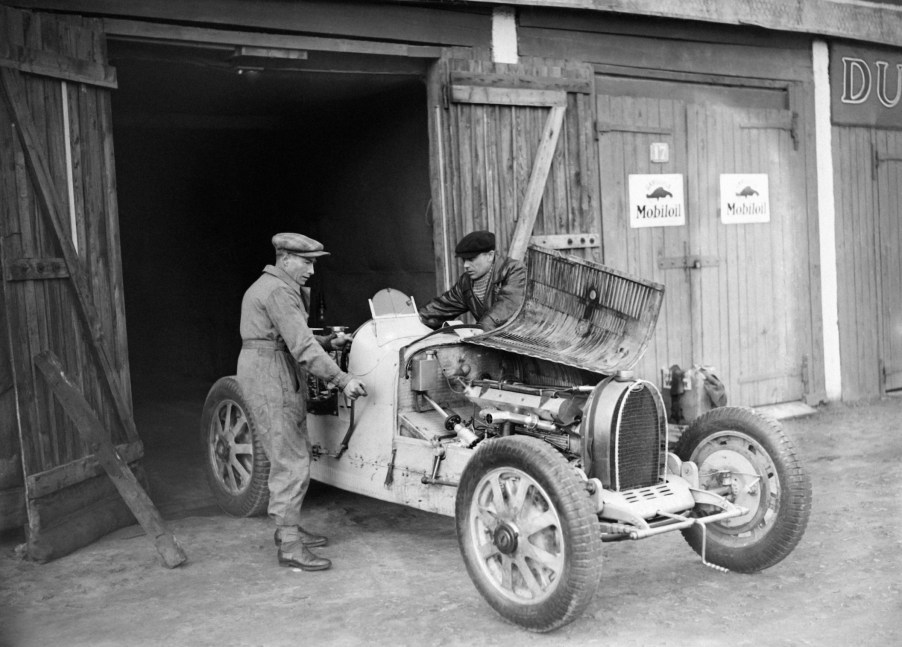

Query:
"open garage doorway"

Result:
[[107, 39, 434, 517]]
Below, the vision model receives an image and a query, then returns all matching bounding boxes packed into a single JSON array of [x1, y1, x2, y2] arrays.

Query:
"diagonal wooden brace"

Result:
[[34, 351, 187, 568], [508, 104, 567, 261]]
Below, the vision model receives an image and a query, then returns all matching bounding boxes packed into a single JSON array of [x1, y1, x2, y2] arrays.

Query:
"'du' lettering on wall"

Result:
[[841, 57, 902, 107], [832, 44, 902, 128]]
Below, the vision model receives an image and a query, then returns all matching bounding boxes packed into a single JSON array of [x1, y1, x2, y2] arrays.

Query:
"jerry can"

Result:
[[680, 365, 727, 423]]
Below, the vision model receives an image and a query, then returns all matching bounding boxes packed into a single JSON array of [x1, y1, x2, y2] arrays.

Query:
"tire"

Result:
[[200, 376, 270, 517], [455, 436, 603, 632], [675, 406, 811, 573]]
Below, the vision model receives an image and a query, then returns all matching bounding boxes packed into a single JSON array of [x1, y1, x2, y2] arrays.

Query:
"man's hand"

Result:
[[331, 332, 353, 349], [343, 378, 367, 400]]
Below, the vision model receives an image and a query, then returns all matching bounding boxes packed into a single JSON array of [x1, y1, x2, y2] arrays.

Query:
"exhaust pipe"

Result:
[[481, 409, 557, 432], [420, 393, 479, 447]]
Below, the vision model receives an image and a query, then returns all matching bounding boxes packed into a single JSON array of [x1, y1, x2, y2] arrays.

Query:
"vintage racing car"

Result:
[[201, 246, 812, 632]]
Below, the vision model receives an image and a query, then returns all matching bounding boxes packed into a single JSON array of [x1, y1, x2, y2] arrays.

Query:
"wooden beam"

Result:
[[0, 42, 117, 88], [451, 85, 566, 107], [26, 440, 143, 498], [508, 105, 566, 261], [13, 0, 490, 47], [103, 18, 444, 59], [0, 67, 138, 443], [593, 63, 791, 89], [34, 351, 186, 568], [472, 0, 902, 49], [450, 70, 591, 94]]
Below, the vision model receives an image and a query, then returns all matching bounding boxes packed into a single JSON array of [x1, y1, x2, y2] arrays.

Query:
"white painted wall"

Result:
[[813, 40, 842, 400], [492, 6, 518, 64]]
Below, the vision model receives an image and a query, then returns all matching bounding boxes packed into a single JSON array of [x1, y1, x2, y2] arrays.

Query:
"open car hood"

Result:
[[466, 246, 664, 375]]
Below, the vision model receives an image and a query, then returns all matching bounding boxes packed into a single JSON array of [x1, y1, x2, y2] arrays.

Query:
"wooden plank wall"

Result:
[[833, 126, 881, 400], [596, 92, 688, 394], [707, 105, 810, 407], [0, 7, 132, 487], [875, 131, 902, 391], [835, 126, 902, 399], [435, 55, 599, 291], [597, 88, 817, 407]]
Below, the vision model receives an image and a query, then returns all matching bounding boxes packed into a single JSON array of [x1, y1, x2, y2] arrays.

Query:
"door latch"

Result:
[[657, 255, 718, 270]]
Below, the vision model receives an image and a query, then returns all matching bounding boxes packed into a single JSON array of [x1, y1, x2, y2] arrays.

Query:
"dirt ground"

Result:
[[1, 381, 900, 647]]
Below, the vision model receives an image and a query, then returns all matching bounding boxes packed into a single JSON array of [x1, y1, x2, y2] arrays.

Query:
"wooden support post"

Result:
[[508, 104, 566, 261], [34, 351, 187, 568]]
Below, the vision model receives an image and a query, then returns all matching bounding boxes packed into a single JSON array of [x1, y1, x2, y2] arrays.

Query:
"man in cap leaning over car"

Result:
[[418, 230, 526, 331], [238, 233, 367, 572]]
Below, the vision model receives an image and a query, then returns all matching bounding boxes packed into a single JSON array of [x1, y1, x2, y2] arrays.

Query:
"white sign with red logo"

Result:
[[628, 174, 685, 228], [720, 174, 770, 224]]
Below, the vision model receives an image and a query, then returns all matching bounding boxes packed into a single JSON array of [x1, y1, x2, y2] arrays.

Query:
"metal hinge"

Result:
[[875, 149, 902, 180], [801, 354, 809, 395], [597, 121, 673, 136], [740, 111, 799, 151]]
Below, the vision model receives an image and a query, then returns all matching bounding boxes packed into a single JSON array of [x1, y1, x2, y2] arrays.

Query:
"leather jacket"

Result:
[[418, 255, 526, 331]]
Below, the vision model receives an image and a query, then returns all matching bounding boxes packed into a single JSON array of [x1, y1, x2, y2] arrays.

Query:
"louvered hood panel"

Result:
[[467, 246, 664, 375]]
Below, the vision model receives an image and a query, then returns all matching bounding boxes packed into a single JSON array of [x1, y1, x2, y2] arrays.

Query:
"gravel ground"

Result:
[[1, 395, 900, 647]]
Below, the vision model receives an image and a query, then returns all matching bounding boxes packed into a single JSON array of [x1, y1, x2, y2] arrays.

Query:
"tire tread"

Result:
[[675, 406, 811, 573], [455, 436, 602, 632], [200, 376, 270, 517]]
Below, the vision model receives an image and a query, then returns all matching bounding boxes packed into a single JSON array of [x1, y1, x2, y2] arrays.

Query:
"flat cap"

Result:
[[454, 230, 495, 259], [271, 232, 330, 258]]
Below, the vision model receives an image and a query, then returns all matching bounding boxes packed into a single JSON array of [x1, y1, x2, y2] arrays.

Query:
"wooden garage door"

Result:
[[598, 79, 817, 407], [876, 132, 902, 392], [0, 5, 139, 560], [428, 55, 599, 291]]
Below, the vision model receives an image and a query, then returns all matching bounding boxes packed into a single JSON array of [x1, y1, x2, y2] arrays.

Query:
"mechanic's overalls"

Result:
[[237, 265, 349, 526]]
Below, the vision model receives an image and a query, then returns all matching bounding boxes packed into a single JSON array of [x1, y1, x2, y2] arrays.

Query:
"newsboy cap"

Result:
[[454, 230, 495, 259], [271, 232, 330, 258]]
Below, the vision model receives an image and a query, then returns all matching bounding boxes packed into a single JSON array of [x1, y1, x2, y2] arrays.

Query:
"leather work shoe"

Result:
[[273, 526, 328, 548], [277, 542, 332, 571]]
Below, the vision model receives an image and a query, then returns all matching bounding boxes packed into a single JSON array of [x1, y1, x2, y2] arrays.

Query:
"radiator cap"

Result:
[[614, 370, 634, 382]]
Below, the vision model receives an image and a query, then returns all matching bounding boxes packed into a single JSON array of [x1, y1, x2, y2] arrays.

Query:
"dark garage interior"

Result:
[[106, 40, 435, 516]]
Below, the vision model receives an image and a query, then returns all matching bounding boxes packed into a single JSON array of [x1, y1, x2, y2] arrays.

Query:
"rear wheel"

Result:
[[200, 377, 270, 517], [455, 436, 602, 632], [676, 406, 811, 572]]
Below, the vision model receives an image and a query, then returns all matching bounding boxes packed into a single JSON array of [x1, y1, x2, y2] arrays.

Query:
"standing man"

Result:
[[418, 230, 526, 331], [238, 233, 367, 572]]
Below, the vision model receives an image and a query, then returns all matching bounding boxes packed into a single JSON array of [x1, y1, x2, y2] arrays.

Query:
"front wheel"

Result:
[[455, 437, 603, 633], [676, 406, 811, 573], [200, 376, 270, 517]]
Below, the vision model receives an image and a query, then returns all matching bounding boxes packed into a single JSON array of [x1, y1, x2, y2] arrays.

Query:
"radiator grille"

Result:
[[466, 246, 664, 375], [613, 383, 666, 491]]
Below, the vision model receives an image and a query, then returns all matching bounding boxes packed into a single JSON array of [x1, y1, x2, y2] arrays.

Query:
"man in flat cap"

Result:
[[418, 230, 526, 331], [238, 233, 367, 572]]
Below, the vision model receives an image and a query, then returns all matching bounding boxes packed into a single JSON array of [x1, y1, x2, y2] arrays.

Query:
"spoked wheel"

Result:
[[676, 406, 811, 573], [455, 436, 602, 633], [200, 377, 270, 517]]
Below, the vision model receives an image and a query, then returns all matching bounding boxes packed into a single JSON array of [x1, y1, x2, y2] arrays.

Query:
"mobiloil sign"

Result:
[[628, 174, 685, 228], [720, 174, 770, 224]]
